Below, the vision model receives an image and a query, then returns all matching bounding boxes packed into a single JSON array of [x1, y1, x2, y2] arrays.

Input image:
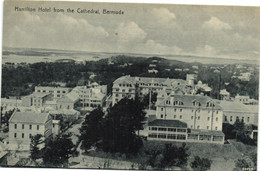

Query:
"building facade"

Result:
[[147, 119, 224, 144], [155, 91, 223, 131], [8, 111, 52, 151], [72, 84, 107, 109], [220, 101, 258, 126], [35, 86, 71, 99], [112, 75, 194, 106]]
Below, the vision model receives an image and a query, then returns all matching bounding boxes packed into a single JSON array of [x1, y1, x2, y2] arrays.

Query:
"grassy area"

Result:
[[81, 139, 256, 170]]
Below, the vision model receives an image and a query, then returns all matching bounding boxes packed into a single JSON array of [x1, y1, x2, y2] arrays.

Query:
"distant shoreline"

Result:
[[2, 47, 258, 65]]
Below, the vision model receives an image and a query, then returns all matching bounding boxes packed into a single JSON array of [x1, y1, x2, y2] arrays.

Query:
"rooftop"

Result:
[[9, 111, 50, 124], [156, 94, 222, 109], [148, 119, 187, 128], [190, 129, 225, 136], [219, 101, 258, 113]]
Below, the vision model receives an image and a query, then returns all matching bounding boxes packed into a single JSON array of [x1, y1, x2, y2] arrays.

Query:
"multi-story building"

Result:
[[21, 92, 53, 108], [72, 84, 107, 109], [8, 111, 52, 151], [34, 86, 71, 99], [147, 90, 225, 144], [56, 91, 80, 110], [155, 91, 223, 131], [1, 98, 22, 110], [147, 119, 224, 144], [112, 75, 190, 106], [220, 101, 258, 126]]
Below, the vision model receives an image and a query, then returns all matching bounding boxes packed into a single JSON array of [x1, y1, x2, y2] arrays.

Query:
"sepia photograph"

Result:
[[0, 0, 259, 170]]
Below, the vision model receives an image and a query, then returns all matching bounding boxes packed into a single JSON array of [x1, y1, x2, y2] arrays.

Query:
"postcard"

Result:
[[1, 1, 259, 171]]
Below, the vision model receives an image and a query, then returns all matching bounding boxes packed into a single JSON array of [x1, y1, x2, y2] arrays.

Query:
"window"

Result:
[[29, 125, 32, 130], [22, 124, 24, 129], [158, 128, 167, 131], [161, 108, 164, 111], [192, 110, 194, 112], [191, 116, 193, 119], [207, 126, 209, 130], [230, 116, 232, 122], [57, 91, 60, 93], [167, 134, 176, 139], [22, 133, 24, 138], [191, 125, 193, 128], [158, 134, 167, 139], [180, 115, 182, 119], [197, 125, 200, 129], [225, 116, 227, 121], [216, 117, 218, 121], [198, 116, 200, 120], [174, 108, 177, 112], [208, 117, 210, 121], [168, 128, 176, 132], [247, 117, 250, 122], [14, 133, 17, 138], [14, 124, 17, 129], [122, 89, 125, 92], [29, 134, 32, 138], [174, 115, 176, 119], [161, 114, 163, 119], [216, 111, 218, 114], [37, 125, 39, 130], [236, 116, 239, 121], [116, 94, 119, 97], [62, 91, 66, 93], [151, 127, 157, 131], [242, 117, 244, 122], [180, 109, 182, 112], [215, 127, 218, 130]]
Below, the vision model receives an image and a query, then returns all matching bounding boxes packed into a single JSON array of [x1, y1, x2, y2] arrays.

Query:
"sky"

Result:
[[3, 1, 260, 60]]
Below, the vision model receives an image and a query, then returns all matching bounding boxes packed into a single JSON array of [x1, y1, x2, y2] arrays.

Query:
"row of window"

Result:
[[148, 133, 186, 140], [225, 116, 250, 122], [14, 124, 40, 130], [189, 125, 218, 130], [149, 127, 187, 132], [37, 90, 67, 93], [14, 133, 33, 139], [160, 108, 219, 114], [160, 114, 219, 122], [118, 84, 133, 87]]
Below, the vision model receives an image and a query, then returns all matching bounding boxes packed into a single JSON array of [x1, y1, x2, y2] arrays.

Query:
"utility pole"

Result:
[[149, 90, 151, 110]]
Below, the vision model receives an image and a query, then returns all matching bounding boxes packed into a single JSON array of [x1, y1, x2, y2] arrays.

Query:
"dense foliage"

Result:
[[144, 142, 190, 169], [2, 56, 258, 100], [80, 98, 146, 155], [190, 156, 212, 171], [80, 107, 105, 151], [30, 134, 43, 162], [42, 133, 76, 167]]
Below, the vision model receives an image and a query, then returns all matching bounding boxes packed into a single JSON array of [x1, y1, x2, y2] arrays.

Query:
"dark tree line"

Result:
[[2, 56, 258, 100], [30, 133, 76, 167], [80, 98, 146, 156]]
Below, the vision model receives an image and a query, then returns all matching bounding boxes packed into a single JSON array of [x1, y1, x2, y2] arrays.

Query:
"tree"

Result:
[[159, 143, 189, 169], [100, 98, 146, 155], [233, 120, 255, 145], [190, 156, 212, 171], [30, 134, 43, 162], [80, 107, 105, 151], [42, 133, 75, 167], [144, 144, 162, 168], [235, 159, 250, 169], [141, 92, 157, 108]]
